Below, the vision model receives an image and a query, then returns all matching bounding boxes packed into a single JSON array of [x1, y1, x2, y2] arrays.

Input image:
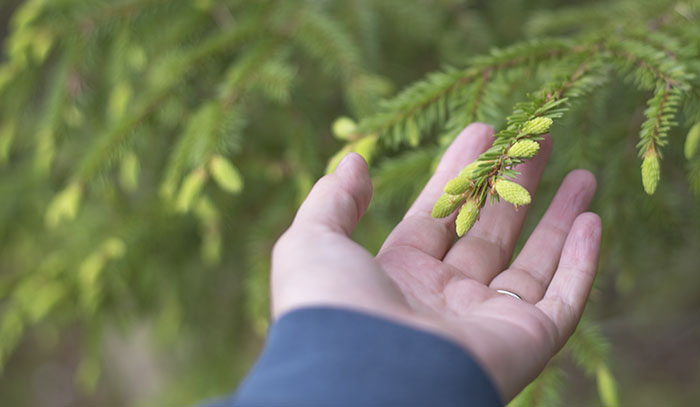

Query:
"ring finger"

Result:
[[489, 169, 597, 303]]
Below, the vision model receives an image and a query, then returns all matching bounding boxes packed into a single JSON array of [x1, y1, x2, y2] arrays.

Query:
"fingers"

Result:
[[378, 123, 495, 259], [489, 170, 597, 302], [292, 153, 373, 236], [442, 135, 553, 282], [404, 123, 495, 219], [536, 212, 602, 343]]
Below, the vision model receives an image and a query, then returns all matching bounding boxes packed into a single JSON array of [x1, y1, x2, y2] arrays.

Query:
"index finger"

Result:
[[378, 123, 495, 259]]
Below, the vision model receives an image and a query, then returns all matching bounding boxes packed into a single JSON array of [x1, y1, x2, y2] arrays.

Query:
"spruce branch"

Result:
[[358, 39, 585, 148], [294, 6, 363, 81], [567, 318, 619, 406], [372, 148, 436, 207], [468, 70, 492, 123], [637, 82, 682, 194], [509, 365, 564, 407], [602, 35, 692, 195], [603, 37, 692, 90], [322, 13, 700, 232], [525, 0, 676, 38], [74, 15, 265, 183], [168, 40, 292, 203], [432, 56, 605, 235], [620, 29, 688, 61]]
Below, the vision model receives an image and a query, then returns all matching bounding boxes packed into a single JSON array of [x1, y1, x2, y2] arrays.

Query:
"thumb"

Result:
[[292, 153, 373, 236]]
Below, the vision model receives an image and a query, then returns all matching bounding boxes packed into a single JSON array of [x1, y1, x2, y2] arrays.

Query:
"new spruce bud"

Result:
[[444, 175, 471, 195], [325, 145, 353, 174], [407, 118, 421, 147], [459, 161, 480, 178], [431, 193, 465, 218], [353, 135, 378, 164], [521, 117, 553, 135], [120, 151, 140, 192], [641, 152, 660, 195], [176, 167, 208, 213], [507, 139, 540, 158], [685, 122, 700, 159], [332, 117, 358, 141], [45, 181, 83, 228], [494, 179, 531, 207], [456, 199, 480, 237], [103, 238, 127, 258], [209, 155, 244, 194], [324, 133, 377, 174], [444, 162, 479, 194]]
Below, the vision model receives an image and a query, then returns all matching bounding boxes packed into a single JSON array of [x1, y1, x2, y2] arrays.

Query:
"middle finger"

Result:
[[442, 135, 553, 283]]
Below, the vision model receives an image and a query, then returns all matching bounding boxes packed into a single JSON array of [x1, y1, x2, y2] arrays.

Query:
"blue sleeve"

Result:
[[212, 307, 502, 407]]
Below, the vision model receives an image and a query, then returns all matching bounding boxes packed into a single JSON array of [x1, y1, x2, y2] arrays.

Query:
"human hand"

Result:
[[271, 123, 601, 402]]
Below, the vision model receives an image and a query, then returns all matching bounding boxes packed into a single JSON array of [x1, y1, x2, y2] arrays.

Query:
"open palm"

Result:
[[272, 123, 601, 402]]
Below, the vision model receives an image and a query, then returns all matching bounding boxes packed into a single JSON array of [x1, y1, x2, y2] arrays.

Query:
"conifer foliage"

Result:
[[1, 0, 700, 405], [350, 19, 698, 234]]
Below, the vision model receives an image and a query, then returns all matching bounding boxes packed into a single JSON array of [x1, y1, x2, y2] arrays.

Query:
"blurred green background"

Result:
[[0, 0, 699, 406]]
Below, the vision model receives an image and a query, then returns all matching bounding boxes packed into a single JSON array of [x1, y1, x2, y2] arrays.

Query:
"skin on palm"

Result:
[[271, 123, 602, 402]]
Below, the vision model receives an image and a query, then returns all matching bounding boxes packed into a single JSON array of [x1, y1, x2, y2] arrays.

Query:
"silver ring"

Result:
[[496, 289, 523, 301]]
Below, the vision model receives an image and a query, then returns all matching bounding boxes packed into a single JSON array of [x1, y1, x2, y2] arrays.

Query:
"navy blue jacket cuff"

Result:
[[214, 307, 502, 407]]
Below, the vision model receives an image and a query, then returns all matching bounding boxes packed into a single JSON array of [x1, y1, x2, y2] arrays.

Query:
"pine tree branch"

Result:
[[649, 82, 673, 155], [294, 6, 363, 81], [509, 365, 564, 407], [359, 39, 587, 145], [607, 47, 680, 87], [75, 16, 265, 181], [568, 318, 609, 375], [469, 70, 492, 123], [470, 56, 600, 203], [430, 54, 610, 230], [603, 36, 692, 89], [160, 39, 286, 200], [37, 0, 171, 37]]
